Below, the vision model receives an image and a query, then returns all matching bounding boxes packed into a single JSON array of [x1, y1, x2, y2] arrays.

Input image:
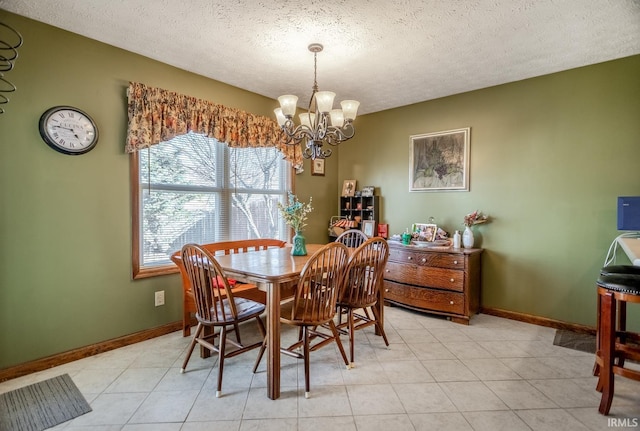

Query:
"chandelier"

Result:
[[274, 43, 360, 160]]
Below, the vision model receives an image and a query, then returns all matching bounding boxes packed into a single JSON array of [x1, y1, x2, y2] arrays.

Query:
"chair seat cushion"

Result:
[[229, 297, 266, 319], [600, 265, 640, 276], [197, 297, 265, 324], [185, 277, 237, 296], [217, 276, 237, 286], [597, 274, 640, 295]]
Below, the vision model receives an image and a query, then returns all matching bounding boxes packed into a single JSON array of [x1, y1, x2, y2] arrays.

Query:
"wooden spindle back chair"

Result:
[[337, 237, 390, 366], [171, 239, 288, 336], [180, 243, 266, 397], [253, 242, 351, 398], [335, 228, 368, 248]]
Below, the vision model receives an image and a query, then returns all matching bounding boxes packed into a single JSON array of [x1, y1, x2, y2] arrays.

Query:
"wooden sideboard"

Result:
[[383, 241, 483, 324]]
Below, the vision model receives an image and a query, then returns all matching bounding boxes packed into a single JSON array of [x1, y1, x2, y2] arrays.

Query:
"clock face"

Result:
[[39, 106, 99, 155]]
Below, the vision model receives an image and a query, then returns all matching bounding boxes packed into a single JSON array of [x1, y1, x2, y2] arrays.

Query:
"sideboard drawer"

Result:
[[388, 248, 465, 269], [385, 261, 464, 292], [384, 280, 465, 315]]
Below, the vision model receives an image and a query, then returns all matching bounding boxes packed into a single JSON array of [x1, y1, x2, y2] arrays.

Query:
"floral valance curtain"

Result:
[[125, 82, 303, 171]]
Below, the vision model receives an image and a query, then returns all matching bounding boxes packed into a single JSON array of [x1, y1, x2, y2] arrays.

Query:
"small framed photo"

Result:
[[342, 180, 356, 197], [412, 223, 437, 242], [311, 158, 325, 176], [409, 127, 470, 192], [361, 186, 375, 197], [362, 220, 376, 238], [377, 223, 388, 239]]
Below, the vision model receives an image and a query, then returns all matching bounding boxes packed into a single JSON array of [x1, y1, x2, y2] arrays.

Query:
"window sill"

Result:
[[133, 264, 178, 280]]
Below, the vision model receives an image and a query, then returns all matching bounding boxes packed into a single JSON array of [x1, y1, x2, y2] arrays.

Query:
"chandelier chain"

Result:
[[310, 50, 319, 110]]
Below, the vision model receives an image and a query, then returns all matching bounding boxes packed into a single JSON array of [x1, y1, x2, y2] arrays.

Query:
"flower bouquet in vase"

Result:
[[278, 192, 313, 255], [462, 210, 489, 249]]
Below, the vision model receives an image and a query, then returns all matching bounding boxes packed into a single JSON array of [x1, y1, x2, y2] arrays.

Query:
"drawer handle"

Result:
[[407, 256, 412, 260], [450, 301, 454, 305], [453, 260, 458, 264], [450, 278, 455, 282], [386, 269, 390, 272], [385, 289, 389, 292], [421, 258, 426, 263]]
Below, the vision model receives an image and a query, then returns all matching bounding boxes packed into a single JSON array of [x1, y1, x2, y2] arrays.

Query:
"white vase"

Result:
[[462, 226, 474, 249]]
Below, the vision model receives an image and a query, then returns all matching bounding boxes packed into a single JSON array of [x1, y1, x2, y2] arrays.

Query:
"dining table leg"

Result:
[[266, 281, 281, 400]]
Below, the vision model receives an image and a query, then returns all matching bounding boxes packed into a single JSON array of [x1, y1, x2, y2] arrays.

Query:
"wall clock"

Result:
[[38, 106, 99, 155], [311, 158, 325, 176]]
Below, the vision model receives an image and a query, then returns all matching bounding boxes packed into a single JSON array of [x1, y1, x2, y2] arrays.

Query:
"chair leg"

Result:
[[232, 322, 242, 345], [183, 309, 192, 337], [216, 326, 227, 398], [252, 338, 267, 373], [348, 308, 356, 366], [252, 317, 267, 373], [371, 305, 390, 346], [181, 323, 203, 372], [328, 320, 350, 369], [618, 301, 627, 368], [337, 305, 345, 326], [256, 315, 267, 337], [303, 326, 311, 399], [598, 292, 616, 415], [363, 307, 373, 320], [593, 290, 601, 377]]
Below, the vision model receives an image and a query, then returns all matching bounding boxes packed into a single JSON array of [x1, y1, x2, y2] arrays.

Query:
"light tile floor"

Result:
[[2, 309, 640, 430]]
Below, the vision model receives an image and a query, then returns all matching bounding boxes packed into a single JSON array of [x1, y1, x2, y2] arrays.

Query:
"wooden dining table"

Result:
[[213, 243, 324, 400], [215, 242, 387, 399]]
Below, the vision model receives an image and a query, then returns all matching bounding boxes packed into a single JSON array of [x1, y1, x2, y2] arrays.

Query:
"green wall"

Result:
[[339, 54, 640, 327], [1, 10, 639, 370], [0, 12, 337, 369]]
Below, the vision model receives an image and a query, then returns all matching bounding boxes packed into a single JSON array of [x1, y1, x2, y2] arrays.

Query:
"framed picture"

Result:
[[409, 127, 470, 192], [412, 223, 437, 242], [311, 158, 325, 176], [362, 220, 376, 238], [342, 179, 356, 197], [377, 223, 388, 239], [361, 186, 375, 197]]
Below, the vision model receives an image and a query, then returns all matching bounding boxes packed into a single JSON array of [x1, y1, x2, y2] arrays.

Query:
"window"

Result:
[[131, 132, 292, 278]]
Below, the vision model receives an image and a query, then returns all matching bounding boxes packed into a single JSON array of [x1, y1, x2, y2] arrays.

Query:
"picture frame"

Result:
[[362, 220, 376, 238], [377, 223, 388, 239], [342, 179, 356, 197], [412, 223, 438, 242], [409, 127, 470, 192], [361, 186, 375, 197], [311, 158, 325, 176]]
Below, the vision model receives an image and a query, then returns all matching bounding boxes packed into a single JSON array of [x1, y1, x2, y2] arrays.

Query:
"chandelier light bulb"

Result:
[[274, 108, 287, 127], [340, 100, 360, 121], [329, 109, 344, 127], [278, 95, 298, 117], [314, 91, 336, 113], [299, 112, 315, 129]]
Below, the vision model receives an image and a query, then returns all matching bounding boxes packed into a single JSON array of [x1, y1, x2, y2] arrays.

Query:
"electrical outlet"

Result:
[[154, 290, 165, 307]]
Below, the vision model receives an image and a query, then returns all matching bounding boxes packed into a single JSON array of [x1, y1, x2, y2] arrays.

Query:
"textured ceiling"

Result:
[[2, 0, 639, 115]]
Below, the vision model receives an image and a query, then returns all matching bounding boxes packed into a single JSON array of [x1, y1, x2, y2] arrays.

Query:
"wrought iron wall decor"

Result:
[[0, 21, 23, 114]]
